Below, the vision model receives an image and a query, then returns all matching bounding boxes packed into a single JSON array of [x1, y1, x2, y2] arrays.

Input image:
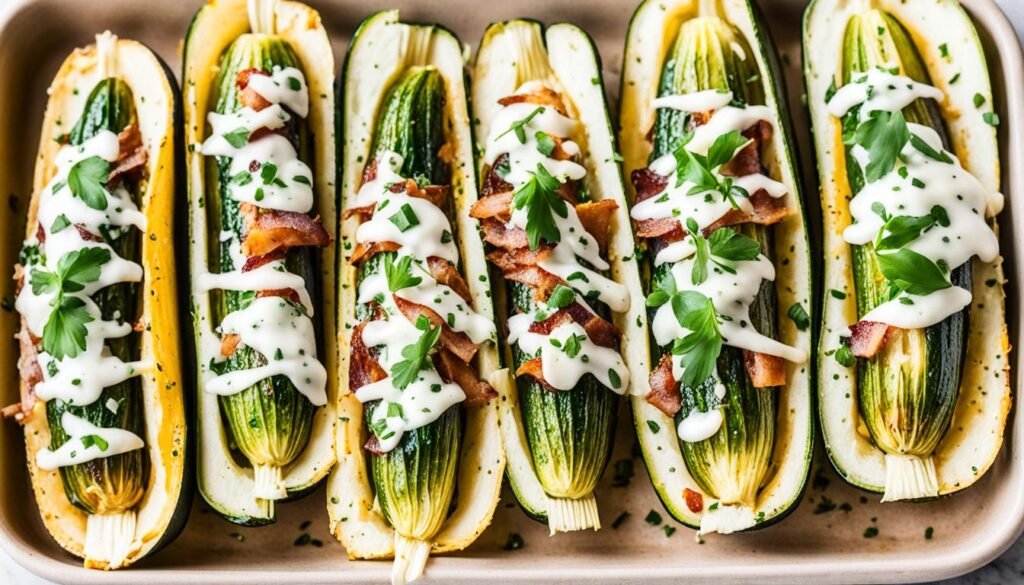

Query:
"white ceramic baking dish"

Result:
[[0, 0, 1019, 583]]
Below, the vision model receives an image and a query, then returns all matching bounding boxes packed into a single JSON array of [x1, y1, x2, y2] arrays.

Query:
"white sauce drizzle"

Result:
[[353, 151, 496, 452], [15, 130, 148, 467], [633, 89, 806, 443], [36, 412, 145, 471], [198, 65, 327, 406], [827, 68, 1002, 329], [480, 81, 633, 400]]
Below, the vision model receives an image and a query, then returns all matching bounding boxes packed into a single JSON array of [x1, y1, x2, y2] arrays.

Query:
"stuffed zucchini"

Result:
[[183, 0, 337, 525], [470, 20, 636, 534], [804, 0, 1009, 501], [5, 32, 187, 569], [329, 10, 503, 585], [620, 0, 813, 534]]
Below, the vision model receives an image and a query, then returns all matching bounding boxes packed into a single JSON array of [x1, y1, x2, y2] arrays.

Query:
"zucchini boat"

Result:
[[329, 10, 503, 585], [471, 20, 637, 533], [6, 32, 187, 568], [804, 0, 1009, 501], [183, 0, 337, 525], [620, 0, 813, 534]]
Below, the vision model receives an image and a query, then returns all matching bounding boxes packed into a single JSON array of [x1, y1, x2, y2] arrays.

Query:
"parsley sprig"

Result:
[[551, 331, 587, 359], [870, 204, 952, 296], [672, 130, 751, 209], [511, 164, 567, 250], [646, 271, 723, 387], [390, 315, 442, 389], [685, 219, 762, 285], [30, 247, 111, 359], [843, 107, 954, 183], [497, 107, 545, 144], [67, 156, 110, 210], [385, 255, 422, 292]]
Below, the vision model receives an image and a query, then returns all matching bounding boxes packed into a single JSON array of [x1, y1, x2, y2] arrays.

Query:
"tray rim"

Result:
[[0, 0, 1021, 583]]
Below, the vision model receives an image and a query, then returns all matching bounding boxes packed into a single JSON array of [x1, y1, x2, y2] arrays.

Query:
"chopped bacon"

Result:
[[75, 225, 104, 242], [849, 321, 893, 359], [722, 121, 773, 178], [504, 266, 562, 301], [636, 217, 684, 240], [5, 322, 41, 423], [480, 218, 529, 250], [632, 167, 670, 203], [433, 349, 496, 406], [498, 86, 568, 116], [487, 246, 550, 273], [514, 358, 555, 391], [344, 179, 448, 221], [393, 296, 478, 363], [364, 434, 385, 455], [576, 199, 618, 254], [350, 321, 388, 391], [109, 124, 147, 185], [529, 303, 620, 350], [35, 222, 46, 244], [349, 241, 400, 265], [427, 257, 472, 302], [684, 488, 704, 513], [221, 333, 240, 357], [242, 249, 287, 272], [241, 204, 331, 258], [647, 354, 681, 416], [634, 190, 789, 241], [256, 288, 301, 305], [236, 68, 272, 112], [481, 155, 514, 198], [469, 190, 513, 222], [744, 351, 786, 388]]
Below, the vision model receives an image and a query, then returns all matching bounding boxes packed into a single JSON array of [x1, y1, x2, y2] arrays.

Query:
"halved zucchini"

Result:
[[12, 32, 188, 569], [328, 10, 503, 585], [471, 20, 638, 533], [620, 0, 813, 533], [804, 0, 1009, 499], [183, 0, 337, 525]]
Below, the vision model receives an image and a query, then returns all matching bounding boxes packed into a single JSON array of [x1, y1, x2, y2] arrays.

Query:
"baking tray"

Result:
[[0, 0, 1020, 583]]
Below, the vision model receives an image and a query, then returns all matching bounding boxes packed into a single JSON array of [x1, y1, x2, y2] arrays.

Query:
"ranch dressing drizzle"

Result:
[[631, 90, 788, 266], [634, 89, 804, 443], [827, 68, 1002, 329], [36, 412, 145, 470], [353, 151, 496, 451], [198, 66, 326, 405], [483, 82, 630, 313], [479, 82, 632, 396], [15, 129, 148, 466]]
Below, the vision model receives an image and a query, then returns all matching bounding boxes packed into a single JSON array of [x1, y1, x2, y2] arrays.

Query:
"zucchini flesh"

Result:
[[361, 67, 461, 541], [841, 11, 966, 468], [45, 78, 146, 515], [651, 17, 777, 507], [208, 35, 316, 477]]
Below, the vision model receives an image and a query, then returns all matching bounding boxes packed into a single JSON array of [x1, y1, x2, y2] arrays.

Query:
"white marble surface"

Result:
[[0, 0, 1022, 584]]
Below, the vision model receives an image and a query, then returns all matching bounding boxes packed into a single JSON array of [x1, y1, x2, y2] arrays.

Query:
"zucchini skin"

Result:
[[841, 12, 967, 458], [361, 67, 462, 539], [648, 17, 777, 504], [209, 36, 317, 472], [46, 78, 146, 515]]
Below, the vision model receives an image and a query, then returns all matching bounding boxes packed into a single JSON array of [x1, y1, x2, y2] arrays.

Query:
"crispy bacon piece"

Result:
[[242, 249, 287, 272], [469, 190, 513, 222], [427, 257, 472, 302], [349, 241, 400, 265], [722, 121, 773, 178], [684, 488, 704, 513], [5, 322, 41, 423], [487, 246, 550, 273], [529, 303, 620, 350], [634, 190, 789, 241], [393, 296, 478, 363], [514, 358, 555, 391], [504, 266, 562, 301], [237, 68, 272, 111], [849, 320, 893, 359], [481, 155, 514, 198], [344, 179, 449, 221], [433, 348, 496, 406], [109, 124, 147, 185], [498, 86, 568, 116], [364, 435, 385, 455], [647, 354, 682, 416], [350, 321, 388, 391], [480, 218, 529, 250], [256, 288, 301, 305], [744, 350, 786, 388], [75, 225, 104, 242], [241, 204, 332, 258], [221, 333, 240, 357], [632, 167, 670, 203], [576, 199, 618, 254]]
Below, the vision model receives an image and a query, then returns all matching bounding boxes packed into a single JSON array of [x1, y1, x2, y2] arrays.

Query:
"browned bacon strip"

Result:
[[237, 68, 273, 111], [849, 320, 893, 359], [350, 321, 388, 391], [393, 296, 479, 363], [744, 350, 786, 388], [349, 241, 400, 265], [427, 257, 472, 303], [647, 353, 682, 416], [241, 204, 331, 257], [433, 348, 497, 407], [109, 123, 147, 185], [498, 86, 568, 116], [576, 199, 618, 254], [4, 321, 41, 422]]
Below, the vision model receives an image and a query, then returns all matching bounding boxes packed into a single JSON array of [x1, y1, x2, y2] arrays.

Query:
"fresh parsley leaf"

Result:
[[384, 255, 422, 292], [875, 248, 951, 296], [708, 227, 761, 264], [390, 320, 442, 389], [686, 218, 710, 286], [81, 434, 109, 451], [67, 156, 110, 210], [42, 295, 93, 359], [670, 291, 723, 388], [835, 344, 856, 367], [54, 247, 111, 293], [535, 131, 556, 157], [497, 106, 545, 144], [388, 203, 420, 232], [909, 134, 952, 164], [50, 214, 71, 234], [847, 110, 910, 183], [646, 267, 678, 308], [546, 284, 576, 310], [875, 214, 936, 250], [561, 332, 587, 359], [511, 164, 567, 250], [222, 127, 250, 148], [705, 130, 751, 169], [787, 302, 810, 331]]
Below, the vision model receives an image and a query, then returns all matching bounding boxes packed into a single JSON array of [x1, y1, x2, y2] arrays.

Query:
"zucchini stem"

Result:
[[83, 510, 136, 570], [882, 454, 938, 502], [546, 494, 600, 535], [392, 535, 431, 585], [253, 463, 288, 501]]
